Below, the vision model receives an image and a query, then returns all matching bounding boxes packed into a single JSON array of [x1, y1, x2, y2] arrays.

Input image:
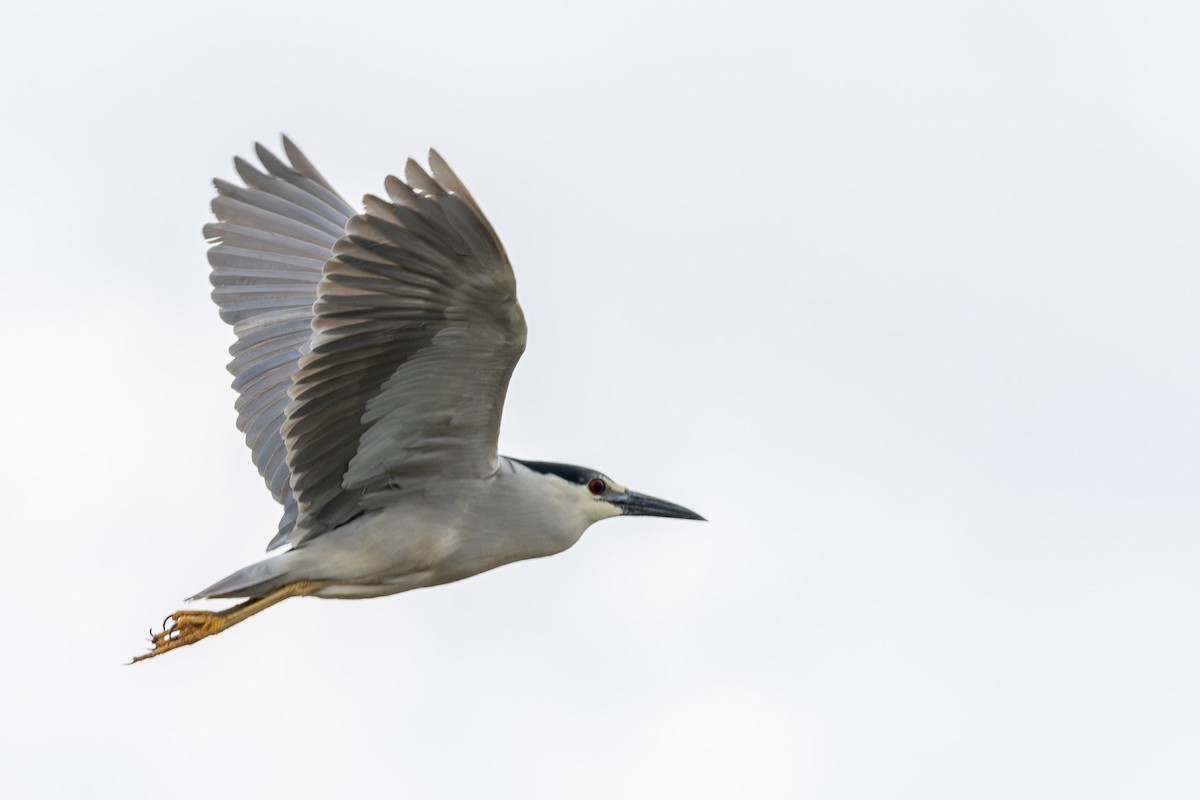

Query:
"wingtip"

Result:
[[280, 133, 302, 166], [405, 157, 442, 194], [427, 148, 451, 180]]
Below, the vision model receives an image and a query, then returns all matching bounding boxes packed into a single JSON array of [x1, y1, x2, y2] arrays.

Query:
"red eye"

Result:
[[588, 478, 607, 495]]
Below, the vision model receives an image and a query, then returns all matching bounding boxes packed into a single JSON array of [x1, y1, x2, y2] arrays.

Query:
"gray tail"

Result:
[[189, 551, 297, 600]]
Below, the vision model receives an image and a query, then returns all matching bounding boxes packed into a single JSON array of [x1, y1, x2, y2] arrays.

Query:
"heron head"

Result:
[[513, 459, 705, 523]]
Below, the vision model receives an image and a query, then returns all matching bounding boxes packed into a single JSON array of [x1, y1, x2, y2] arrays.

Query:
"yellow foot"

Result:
[[130, 581, 328, 664], [132, 609, 229, 663]]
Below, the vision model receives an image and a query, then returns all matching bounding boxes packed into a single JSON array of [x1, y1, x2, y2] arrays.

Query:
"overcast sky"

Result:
[[2, 1, 1198, 798]]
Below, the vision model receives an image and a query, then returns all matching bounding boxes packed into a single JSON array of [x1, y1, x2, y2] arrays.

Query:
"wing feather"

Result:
[[205, 138, 353, 548], [279, 153, 526, 545]]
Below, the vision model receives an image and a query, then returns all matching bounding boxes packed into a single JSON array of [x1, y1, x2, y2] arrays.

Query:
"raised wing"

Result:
[[205, 138, 355, 547], [279, 151, 527, 548]]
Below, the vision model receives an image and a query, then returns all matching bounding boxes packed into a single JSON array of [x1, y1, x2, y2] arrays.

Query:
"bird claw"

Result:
[[133, 610, 228, 663], [130, 582, 322, 664]]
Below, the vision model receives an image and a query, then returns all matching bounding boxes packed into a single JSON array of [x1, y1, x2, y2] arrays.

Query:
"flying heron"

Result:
[[133, 137, 703, 662]]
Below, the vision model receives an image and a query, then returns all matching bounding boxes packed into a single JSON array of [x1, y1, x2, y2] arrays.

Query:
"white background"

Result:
[[2, 1, 1198, 797]]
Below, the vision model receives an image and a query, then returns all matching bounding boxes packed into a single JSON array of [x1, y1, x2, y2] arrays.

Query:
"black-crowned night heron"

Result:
[[133, 137, 703, 662]]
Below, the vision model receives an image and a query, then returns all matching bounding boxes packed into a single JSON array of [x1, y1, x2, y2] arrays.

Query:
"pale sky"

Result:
[[2, 2, 1198, 798]]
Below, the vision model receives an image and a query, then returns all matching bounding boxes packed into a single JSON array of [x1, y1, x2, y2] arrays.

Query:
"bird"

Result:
[[132, 136, 704, 662]]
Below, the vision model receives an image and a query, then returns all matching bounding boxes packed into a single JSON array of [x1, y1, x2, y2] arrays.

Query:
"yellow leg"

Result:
[[131, 580, 329, 664]]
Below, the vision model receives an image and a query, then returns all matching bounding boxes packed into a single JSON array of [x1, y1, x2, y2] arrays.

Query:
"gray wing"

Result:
[[205, 137, 356, 547], [279, 151, 527, 547]]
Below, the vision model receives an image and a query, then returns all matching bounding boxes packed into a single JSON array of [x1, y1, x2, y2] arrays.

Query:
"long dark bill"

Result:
[[614, 491, 705, 521]]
